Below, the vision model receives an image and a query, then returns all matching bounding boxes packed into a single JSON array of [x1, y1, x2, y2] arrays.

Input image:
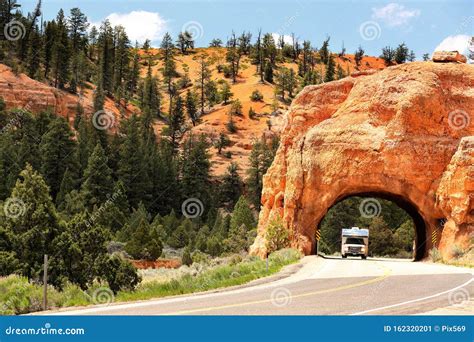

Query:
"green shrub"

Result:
[[451, 245, 465, 259], [429, 247, 443, 263], [265, 218, 290, 254], [248, 107, 257, 119], [182, 247, 193, 266], [250, 90, 263, 102]]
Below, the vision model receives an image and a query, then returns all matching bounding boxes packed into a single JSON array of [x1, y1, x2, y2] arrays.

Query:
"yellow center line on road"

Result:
[[163, 261, 392, 315]]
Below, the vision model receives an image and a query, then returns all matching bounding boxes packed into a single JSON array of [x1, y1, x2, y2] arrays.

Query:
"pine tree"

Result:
[[181, 134, 211, 214], [394, 43, 409, 64], [56, 167, 76, 209], [197, 57, 211, 114], [177, 31, 194, 54], [113, 26, 131, 102], [161, 32, 176, 112], [220, 162, 242, 208], [26, 25, 42, 79], [226, 32, 243, 83], [4, 164, 62, 282], [354, 46, 364, 68], [324, 54, 335, 82], [40, 117, 77, 199], [319, 36, 330, 64], [264, 62, 273, 83], [141, 63, 161, 118], [214, 132, 230, 154], [118, 115, 152, 208], [80, 143, 113, 210], [169, 94, 185, 150], [68, 8, 89, 93], [52, 9, 71, 89], [186, 89, 199, 126], [220, 81, 233, 104], [97, 19, 115, 94]]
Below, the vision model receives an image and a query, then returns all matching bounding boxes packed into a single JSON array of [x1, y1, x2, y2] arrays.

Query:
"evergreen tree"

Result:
[[186, 89, 199, 126], [177, 31, 194, 54], [125, 216, 163, 260], [52, 9, 71, 89], [26, 25, 42, 79], [40, 117, 77, 199], [220, 81, 233, 104], [161, 32, 176, 112], [141, 63, 161, 117], [354, 46, 364, 68], [181, 134, 211, 214], [118, 115, 152, 208], [214, 132, 230, 154], [181, 246, 193, 266], [394, 43, 409, 64], [197, 57, 211, 114], [80, 143, 113, 210], [324, 54, 335, 82], [4, 164, 62, 282], [97, 19, 115, 94], [319, 36, 330, 64], [220, 162, 242, 209], [226, 32, 243, 83], [56, 167, 76, 209], [264, 61, 273, 83], [168, 94, 185, 151], [380, 46, 395, 66]]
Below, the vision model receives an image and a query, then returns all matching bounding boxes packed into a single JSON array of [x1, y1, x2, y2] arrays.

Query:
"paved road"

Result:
[[48, 256, 473, 315]]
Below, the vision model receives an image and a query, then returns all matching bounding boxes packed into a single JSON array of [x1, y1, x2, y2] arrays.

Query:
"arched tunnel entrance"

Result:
[[316, 192, 428, 261]]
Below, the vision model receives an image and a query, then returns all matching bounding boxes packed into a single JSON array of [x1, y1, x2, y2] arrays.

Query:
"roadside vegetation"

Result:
[[429, 243, 473, 268], [0, 249, 301, 315]]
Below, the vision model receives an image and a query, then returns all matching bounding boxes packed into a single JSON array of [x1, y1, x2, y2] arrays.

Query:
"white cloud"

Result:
[[271, 33, 294, 45], [434, 35, 470, 55], [372, 3, 420, 27], [93, 11, 167, 44]]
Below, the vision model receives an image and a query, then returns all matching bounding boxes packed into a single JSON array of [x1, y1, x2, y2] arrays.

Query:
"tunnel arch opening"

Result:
[[315, 192, 427, 261]]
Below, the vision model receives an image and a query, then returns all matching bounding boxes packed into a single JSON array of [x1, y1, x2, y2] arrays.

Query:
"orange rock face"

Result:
[[0, 64, 136, 129], [432, 51, 467, 63], [250, 62, 474, 260]]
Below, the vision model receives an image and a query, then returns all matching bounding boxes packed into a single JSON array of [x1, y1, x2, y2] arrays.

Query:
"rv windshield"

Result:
[[345, 238, 365, 245]]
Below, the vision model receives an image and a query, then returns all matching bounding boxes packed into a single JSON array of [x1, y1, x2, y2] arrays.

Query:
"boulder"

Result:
[[432, 51, 467, 63]]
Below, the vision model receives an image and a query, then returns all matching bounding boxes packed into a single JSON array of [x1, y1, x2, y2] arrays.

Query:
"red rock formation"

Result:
[[131, 259, 181, 269], [432, 51, 467, 63], [0, 64, 136, 129], [250, 62, 474, 260]]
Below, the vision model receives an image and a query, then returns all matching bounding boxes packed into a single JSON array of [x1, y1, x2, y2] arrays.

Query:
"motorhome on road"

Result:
[[341, 227, 369, 259]]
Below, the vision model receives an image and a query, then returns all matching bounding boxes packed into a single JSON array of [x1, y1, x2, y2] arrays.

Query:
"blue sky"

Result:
[[20, 0, 473, 59]]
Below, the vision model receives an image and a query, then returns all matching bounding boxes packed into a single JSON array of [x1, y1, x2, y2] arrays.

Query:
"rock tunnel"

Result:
[[250, 62, 474, 260], [316, 191, 429, 261]]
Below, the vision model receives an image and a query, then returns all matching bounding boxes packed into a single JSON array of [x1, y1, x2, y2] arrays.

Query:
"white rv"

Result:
[[341, 227, 369, 259]]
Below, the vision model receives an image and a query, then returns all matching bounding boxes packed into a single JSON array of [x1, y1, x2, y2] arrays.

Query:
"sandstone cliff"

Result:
[[250, 62, 474, 260]]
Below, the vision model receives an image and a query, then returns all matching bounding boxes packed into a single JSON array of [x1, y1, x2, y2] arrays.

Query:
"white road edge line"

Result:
[[351, 276, 474, 315]]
